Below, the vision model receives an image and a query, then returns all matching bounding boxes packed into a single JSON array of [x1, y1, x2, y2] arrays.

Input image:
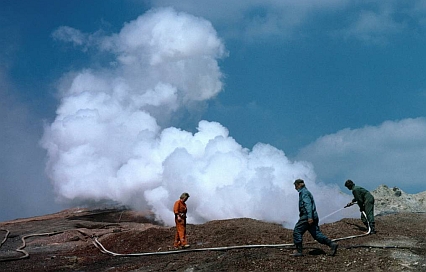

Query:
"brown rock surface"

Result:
[[0, 208, 425, 271]]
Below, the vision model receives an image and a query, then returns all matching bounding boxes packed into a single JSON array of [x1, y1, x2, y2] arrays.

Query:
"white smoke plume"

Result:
[[42, 8, 356, 227]]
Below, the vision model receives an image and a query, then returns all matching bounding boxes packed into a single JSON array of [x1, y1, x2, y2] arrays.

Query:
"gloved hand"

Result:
[[344, 202, 354, 208]]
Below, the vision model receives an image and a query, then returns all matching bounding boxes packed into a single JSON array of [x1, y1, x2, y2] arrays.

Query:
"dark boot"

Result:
[[329, 242, 338, 256], [290, 243, 303, 257], [369, 222, 376, 234]]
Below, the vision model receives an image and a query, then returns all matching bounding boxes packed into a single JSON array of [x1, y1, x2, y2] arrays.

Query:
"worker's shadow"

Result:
[[307, 248, 326, 255], [345, 222, 367, 232], [307, 247, 338, 256]]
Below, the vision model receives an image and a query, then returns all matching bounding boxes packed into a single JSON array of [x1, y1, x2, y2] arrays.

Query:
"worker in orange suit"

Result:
[[173, 192, 190, 249]]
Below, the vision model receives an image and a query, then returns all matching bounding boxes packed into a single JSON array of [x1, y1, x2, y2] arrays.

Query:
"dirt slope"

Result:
[[0, 208, 425, 271]]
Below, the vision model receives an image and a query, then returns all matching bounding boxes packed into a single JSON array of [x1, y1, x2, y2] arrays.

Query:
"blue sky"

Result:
[[1, 1, 426, 222]]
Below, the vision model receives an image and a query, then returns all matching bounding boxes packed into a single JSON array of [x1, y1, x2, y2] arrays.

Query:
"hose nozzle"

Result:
[[344, 202, 355, 208]]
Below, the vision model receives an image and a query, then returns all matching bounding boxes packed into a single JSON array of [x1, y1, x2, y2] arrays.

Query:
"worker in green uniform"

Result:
[[344, 179, 376, 234]]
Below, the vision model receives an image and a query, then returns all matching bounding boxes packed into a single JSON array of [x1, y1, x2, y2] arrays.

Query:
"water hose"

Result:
[[0, 230, 64, 262], [0, 210, 376, 260], [0, 229, 10, 248], [93, 237, 295, 256], [91, 226, 370, 257], [92, 210, 372, 257]]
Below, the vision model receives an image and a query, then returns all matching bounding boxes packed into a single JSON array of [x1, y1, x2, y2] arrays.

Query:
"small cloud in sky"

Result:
[[52, 26, 87, 46], [340, 8, 406, 44], [51, 26, 106, 52], [296, 118, 426, 193], [146, 0, 351, 41], [148, 1, 426, 45]]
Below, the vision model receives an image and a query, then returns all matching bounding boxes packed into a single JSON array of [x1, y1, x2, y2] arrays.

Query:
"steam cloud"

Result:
[[42, 8, 356, 227]]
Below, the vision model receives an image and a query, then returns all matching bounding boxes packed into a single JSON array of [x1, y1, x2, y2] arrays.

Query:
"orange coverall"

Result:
[[173, 199, 188, 247]]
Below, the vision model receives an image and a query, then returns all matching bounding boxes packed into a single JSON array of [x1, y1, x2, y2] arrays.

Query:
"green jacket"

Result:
[[351, 185, 374, 208]]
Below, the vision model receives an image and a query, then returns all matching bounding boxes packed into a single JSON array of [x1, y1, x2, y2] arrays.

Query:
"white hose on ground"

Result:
[[0, 210, 374, 260], [0, 230, 64, 262], [92, 210, 372, 257], [0, 229, 10, 248], [93, 237, 295, 256], [92, 229, 370, 257], [332, 211, 370, 242]]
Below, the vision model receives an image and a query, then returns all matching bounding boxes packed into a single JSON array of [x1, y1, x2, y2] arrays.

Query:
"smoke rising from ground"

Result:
[[42, 8, 356, 227]]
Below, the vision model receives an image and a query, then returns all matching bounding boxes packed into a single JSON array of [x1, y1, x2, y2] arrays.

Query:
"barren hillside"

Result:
[[0, 185, 425, 271]]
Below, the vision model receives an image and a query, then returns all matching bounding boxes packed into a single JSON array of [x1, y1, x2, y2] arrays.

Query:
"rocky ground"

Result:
[[0, 205, 425, 272], [373, 185, 426, 215]]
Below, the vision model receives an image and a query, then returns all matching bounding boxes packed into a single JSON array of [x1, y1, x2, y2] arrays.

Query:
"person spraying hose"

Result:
[[344, 180, 376, 234]]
